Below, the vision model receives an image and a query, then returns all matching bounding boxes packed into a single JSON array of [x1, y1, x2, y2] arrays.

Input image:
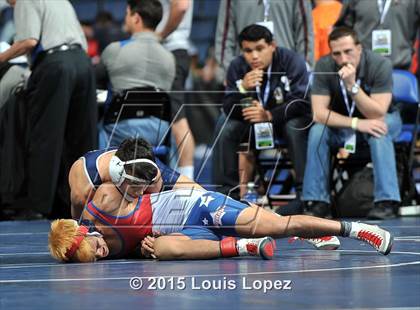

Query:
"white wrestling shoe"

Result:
[[236, 237, 276, 260], [289, 236, 341, 250], [350, 223, 393, 255]]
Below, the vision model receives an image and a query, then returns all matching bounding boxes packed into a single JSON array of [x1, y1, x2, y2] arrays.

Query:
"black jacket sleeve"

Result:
[[222, 57, 254, 120], [270, 50, 311, 125]]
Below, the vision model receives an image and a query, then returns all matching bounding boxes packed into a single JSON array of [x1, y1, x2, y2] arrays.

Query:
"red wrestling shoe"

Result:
[[221, 237, 276, 260]]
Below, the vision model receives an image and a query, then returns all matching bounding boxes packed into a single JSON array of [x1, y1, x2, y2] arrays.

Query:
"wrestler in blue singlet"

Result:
[[81, 148, 180, 188]]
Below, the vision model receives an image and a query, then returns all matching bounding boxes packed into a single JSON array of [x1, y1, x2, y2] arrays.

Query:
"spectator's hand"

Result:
[[242, 69, 263, 90], [337, 148, 350, 159], [141, 235, 157, 259], [201, 63, 216, 82], [356, 119, 388, 138], [242, 101, 272, 123], [338, 63, 356, 91]]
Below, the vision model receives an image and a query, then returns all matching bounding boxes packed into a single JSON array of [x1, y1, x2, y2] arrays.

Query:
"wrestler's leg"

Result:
[[152, 228, 275, 261], [196, 192, 341, 238], [153, 234, 221, 260], [235, 204, 342, 238], [234, 204, 393, 255]]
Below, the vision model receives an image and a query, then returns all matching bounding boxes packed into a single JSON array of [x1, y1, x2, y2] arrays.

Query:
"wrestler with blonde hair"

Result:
[[49, 219, 108, 262]]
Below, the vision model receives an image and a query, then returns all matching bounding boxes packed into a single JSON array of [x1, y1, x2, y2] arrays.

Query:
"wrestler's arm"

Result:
[[145, 159, 204, 193], [143, 234, 221, 260], [93, 183, 130, 214], [70, 195, 86, 220], [69, 159, 92, 219], [172, 175, 204, 191], [130, 243, 152, 259], [157, 157, 205, 190]]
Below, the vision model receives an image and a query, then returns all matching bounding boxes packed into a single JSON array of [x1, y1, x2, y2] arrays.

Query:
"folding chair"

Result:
[[393, 70, 419, 170], [392, 69, 420, 204], [255, 139, 297, 208], [103, 87, 172, 162]]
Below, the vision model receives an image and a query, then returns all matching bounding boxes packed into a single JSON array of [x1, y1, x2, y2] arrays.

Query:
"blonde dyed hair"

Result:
[[48, 219, 96, 263]]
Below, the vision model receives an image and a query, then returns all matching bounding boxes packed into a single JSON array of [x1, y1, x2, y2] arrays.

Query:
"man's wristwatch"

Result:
[[350, 83, 360, 95]]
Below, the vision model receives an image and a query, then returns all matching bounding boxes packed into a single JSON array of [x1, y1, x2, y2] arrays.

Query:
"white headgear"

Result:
[[109, 156, 159, 187]]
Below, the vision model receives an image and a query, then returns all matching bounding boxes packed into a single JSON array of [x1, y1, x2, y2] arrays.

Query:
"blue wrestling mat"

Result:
[[1, 218, 419, 309]]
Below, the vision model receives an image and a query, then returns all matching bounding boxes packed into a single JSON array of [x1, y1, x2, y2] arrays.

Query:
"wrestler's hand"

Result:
[[356, 119, 388, 138], [141, 236, 157, 259], [242, 101, 272, 123], [242, 69, 263, 90], [338, 63, 356, 91]]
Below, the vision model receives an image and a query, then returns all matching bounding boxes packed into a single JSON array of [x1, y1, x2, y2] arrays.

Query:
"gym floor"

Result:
[[1, 217, 419, 309]]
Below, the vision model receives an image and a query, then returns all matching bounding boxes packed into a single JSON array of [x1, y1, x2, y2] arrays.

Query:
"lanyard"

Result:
[[377, 0, 392, 25], [263, 0, 270, 22], [339, 79, 360, 117], [256, 64, 272, 107]]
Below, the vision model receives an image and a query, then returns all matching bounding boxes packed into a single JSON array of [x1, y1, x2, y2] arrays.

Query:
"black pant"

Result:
[[24, 49, 97, 215], [170, 49, 190, 121], [212, 114, 309, 196]]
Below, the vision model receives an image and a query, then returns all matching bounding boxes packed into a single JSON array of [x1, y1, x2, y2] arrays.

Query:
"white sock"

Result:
[[236, 238, 261, 256], [349, 222, 361, 238], [178, 165, 194, 180], [236, 238, 250, 256]]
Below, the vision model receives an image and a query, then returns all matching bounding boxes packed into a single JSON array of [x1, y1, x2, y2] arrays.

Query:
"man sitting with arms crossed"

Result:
[[96, 0, 175, 151]]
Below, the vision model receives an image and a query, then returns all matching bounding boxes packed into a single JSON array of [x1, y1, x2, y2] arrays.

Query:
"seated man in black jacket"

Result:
[[212, 24, 311, 211]]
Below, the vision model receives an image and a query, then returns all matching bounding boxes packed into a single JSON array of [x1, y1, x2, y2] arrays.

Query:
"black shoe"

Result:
[[10, 209, 45, 221], [367, 201, 398, 220], [276, 198, 304, 216], [304, 201, 331, 218], [0, 208, 14, 221]]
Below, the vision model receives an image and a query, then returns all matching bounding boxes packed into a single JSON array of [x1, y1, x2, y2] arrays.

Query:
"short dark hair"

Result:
[[95, 11, 114, 24], [115, 138, 158, 184], [328, 26, 360, 47], [127, 0, 162, 30], [238, 24, 273, 48]]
